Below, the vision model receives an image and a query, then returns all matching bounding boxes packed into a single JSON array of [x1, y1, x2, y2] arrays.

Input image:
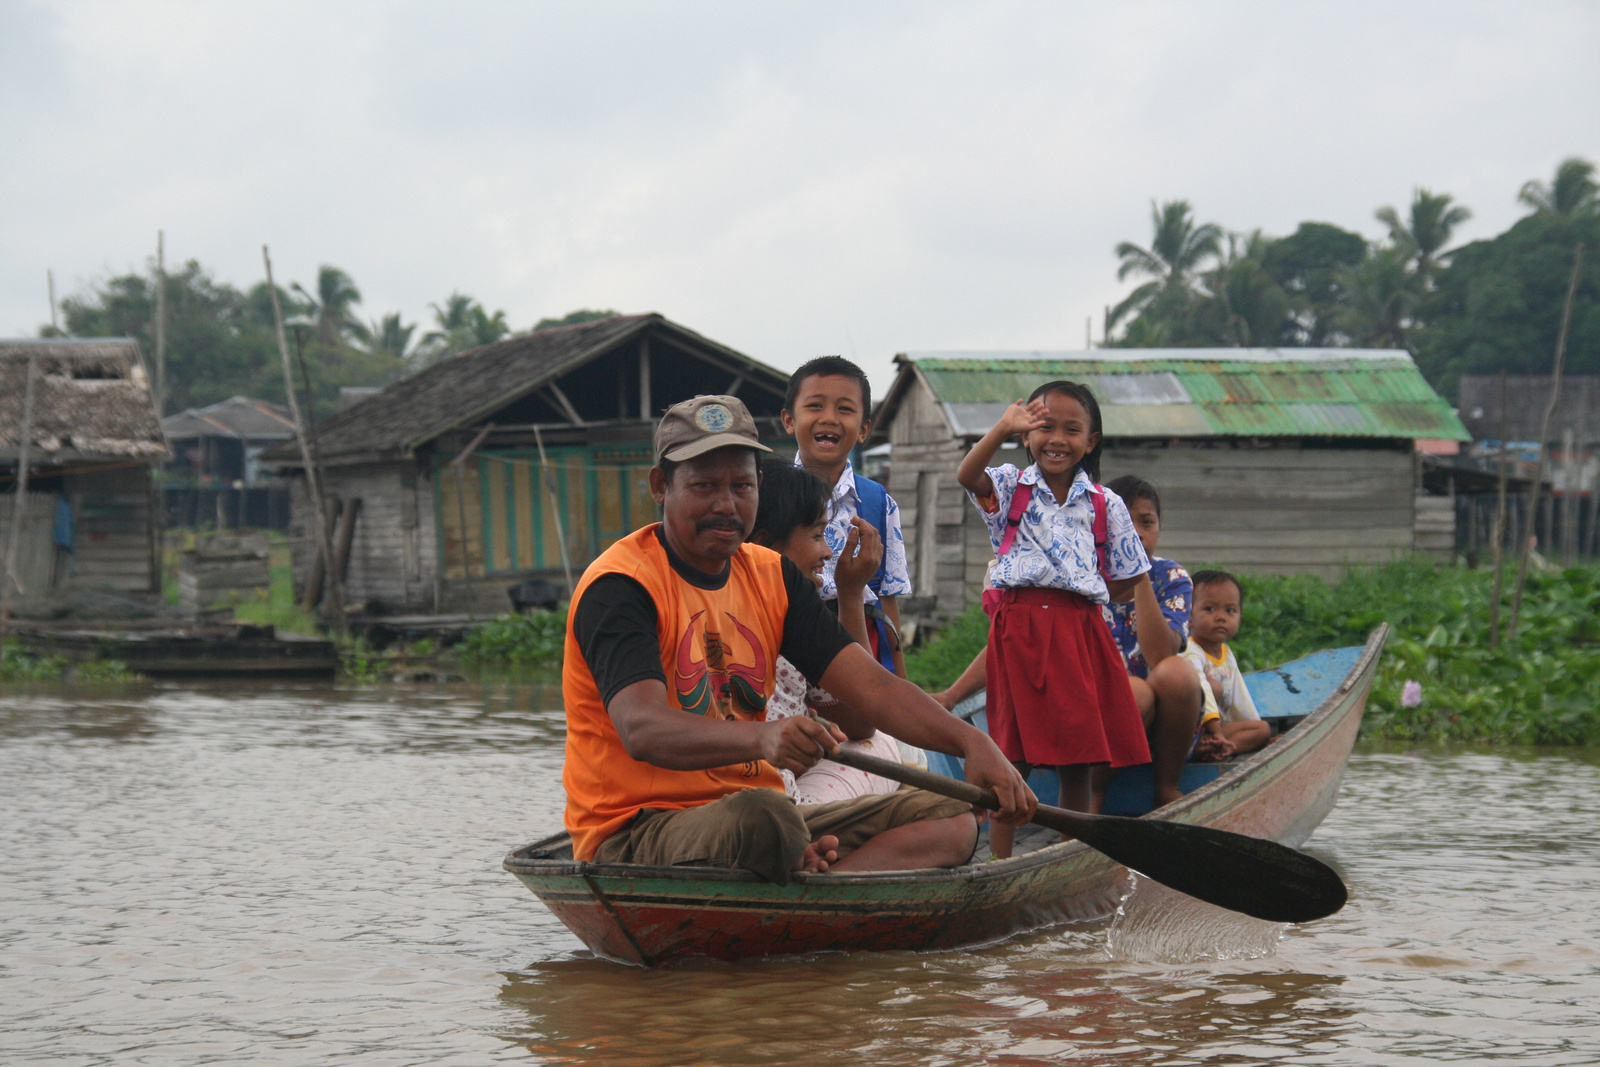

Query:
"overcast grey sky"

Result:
[[3, 0, 1597, 390]]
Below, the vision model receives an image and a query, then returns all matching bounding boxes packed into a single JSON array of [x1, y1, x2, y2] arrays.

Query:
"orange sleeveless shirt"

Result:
[[562, 525, 792, 860]]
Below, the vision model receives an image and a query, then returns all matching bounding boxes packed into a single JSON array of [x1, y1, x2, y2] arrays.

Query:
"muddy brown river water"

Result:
[[2, 681, 1597, 1065]]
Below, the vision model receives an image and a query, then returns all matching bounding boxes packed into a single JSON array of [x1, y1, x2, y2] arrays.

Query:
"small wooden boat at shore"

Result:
[[503, 625, 1387, 966]]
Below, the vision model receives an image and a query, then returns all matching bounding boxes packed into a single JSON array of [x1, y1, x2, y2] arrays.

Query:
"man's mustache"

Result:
[[696, 518, 745, 533]]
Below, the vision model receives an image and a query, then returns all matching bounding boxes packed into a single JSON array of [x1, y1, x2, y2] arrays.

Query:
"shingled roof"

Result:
[[262, 313, 787, 466], [0, 339, 168, 463], [875, 348, 1470, 443], [162, 396, 296, 441]]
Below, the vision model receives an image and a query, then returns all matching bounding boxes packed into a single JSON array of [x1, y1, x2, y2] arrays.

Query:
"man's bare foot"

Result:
[[800, 835, 840, 873]]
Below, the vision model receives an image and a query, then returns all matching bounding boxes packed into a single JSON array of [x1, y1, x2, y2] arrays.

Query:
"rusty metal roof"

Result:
[[895, 349, 1468, 441]]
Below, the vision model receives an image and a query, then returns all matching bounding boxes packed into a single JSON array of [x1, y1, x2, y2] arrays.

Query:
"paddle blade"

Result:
[[1037, 809, 1348, 923]]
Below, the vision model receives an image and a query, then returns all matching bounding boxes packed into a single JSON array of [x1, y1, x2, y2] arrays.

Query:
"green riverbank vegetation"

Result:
[[457, 609, 568, 669], [0, 642, 141, 685], [906, 558, 1600, 746]]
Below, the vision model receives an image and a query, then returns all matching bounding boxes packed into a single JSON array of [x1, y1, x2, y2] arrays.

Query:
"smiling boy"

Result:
[[782, 357, 910, 678]]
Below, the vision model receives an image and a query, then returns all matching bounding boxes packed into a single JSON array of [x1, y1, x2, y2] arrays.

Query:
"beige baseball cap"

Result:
[[654, 395, 773, 463]]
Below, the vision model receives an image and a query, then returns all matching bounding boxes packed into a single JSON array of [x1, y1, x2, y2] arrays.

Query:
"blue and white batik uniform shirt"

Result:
[[794, 456, 911, 604], [971, 464, 1149, 605], [1105, 557, 1193, 678]]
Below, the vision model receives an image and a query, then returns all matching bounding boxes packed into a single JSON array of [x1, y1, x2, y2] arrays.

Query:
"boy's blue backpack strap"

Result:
[[851, 472, 890, 594]]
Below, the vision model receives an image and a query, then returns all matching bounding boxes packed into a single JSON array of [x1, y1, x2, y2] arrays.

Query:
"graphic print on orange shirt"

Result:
[[674, 610, 770, 719]]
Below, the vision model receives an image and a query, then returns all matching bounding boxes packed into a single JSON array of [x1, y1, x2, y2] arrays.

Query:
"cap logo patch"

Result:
[[693, 403, 734, 432]]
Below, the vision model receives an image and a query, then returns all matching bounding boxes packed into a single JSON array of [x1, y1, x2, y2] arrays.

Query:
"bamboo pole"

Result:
[[1488, 371, 1509, 648], [263, 246, 344, 633], [533, 425, 576, 597], [1561, 425, 1578, 564], [154, 231, 167, 415], [1, 353, 40, 665], [1509, 243, 1584, 642]]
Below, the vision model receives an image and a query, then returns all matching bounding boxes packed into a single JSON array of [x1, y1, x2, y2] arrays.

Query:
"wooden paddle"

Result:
[[824, 746, 1348, 924]]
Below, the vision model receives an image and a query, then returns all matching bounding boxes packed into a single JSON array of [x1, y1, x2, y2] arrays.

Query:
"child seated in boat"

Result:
[[749, 460, 910, 804], [1101, 475, 1225, 803], [1183, 570, 1271, 758]]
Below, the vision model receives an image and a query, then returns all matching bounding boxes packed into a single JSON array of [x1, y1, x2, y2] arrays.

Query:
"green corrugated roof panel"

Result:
[[912, 350, 1468, 440]]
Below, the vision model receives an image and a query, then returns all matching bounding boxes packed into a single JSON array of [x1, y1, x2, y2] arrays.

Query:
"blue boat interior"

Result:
[[928, 645, 1364, 817]]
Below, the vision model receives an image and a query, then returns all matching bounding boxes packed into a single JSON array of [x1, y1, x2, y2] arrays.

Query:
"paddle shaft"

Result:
[[822, 745, 1348, 923], [824, 745, 1097, 839]]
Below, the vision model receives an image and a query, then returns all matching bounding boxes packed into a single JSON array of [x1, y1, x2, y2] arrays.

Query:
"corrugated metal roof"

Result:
[[907, 349, 1469, 441]]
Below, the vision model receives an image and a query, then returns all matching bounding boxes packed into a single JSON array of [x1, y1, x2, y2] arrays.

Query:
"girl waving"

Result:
[[957, 380, 1153, 858]]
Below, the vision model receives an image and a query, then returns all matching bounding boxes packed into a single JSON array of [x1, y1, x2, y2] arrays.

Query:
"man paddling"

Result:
[[562, 395, 1036, 882]]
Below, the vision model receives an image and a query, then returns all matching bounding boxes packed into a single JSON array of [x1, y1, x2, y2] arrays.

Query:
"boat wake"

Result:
[[1104, 872, 1287, 963]]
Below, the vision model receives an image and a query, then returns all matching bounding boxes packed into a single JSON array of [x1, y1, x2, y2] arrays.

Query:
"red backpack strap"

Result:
[[997, 483, 1033, 556], [1090, 483, 1109, 576]]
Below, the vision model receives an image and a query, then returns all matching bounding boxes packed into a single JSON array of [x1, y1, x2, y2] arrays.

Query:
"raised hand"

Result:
[[833, 516, 883, 594], [996, 398, 1048, 437]]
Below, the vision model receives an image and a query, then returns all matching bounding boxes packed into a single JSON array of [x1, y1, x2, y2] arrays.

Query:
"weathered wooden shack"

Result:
[[870, 348, 1470, 627], [261, 314, 792, 614], [1455, 374, 1600, 560], [161, 396, 296, 529], [0, 339, 169, 606]]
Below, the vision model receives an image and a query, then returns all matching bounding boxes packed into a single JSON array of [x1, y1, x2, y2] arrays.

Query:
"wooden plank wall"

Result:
[[0, 491, 57, 600], [69, 468, 153, 593], [434, 450, 655, 581], [290, 464, 436, 612]]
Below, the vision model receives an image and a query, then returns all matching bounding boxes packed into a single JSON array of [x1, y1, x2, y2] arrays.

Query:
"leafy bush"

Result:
[[458, 609, 569, 667], [906, 602, 988, 691], [0, 643, 140, 684], [904, 558, 1600, 745]]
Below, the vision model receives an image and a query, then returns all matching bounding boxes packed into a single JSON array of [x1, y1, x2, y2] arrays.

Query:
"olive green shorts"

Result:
[[592, 787, 973, 884]]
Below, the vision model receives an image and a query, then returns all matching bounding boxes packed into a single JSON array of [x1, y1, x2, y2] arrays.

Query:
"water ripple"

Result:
[[3, 685, 1598, 1065]]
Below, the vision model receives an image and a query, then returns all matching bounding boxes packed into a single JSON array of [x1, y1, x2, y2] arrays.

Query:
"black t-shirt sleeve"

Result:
[[571, 573, 667, 705], [778, 556, 856, 686]]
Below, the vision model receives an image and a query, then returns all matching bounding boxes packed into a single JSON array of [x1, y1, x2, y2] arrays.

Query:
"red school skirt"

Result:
[[984, 587, 1150, 768]]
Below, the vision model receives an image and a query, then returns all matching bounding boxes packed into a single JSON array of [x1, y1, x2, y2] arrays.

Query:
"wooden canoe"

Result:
[[503, 625, 1386, 966]]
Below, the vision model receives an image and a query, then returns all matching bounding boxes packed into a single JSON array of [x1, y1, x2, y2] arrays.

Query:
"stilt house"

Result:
[[261, 314, 792, 614], [1455, 374, 1600, 561], [0, 339, 169, 606], [870, 349, 1470, 628], [161, 396, 296, 530]]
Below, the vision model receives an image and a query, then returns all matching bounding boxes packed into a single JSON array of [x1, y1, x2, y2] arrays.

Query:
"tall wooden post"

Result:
[[47, 270, 59, 333], [1488, 371, 1509, 648], [1, 353, 40, 664], [155, 231, 167, 416], [1509, 243, 1584, 641], [263, 246, 344, 633]]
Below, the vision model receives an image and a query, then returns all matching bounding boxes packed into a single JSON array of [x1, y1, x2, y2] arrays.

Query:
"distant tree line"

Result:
[[1107, 156, 1600, 399], [41, 262, 617, 418]]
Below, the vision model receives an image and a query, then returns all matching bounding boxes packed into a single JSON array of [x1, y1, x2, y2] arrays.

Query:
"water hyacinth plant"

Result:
[[458, 608, 569, 667], [907, 558, 1600, 746]]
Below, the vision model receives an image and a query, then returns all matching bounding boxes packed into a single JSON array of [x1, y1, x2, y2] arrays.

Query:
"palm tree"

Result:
[[367, 312, 417, 361], [291, 266, 367, 347], [1333, 245, 1417, 350], [1518, 157, 1599, 218], [414, 293, 512, 365], [1376, 189, 1471, 285], [1109, 200, 1223, 336], [466, 304, 510, 346], [1192, 231, 1292, 347]]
